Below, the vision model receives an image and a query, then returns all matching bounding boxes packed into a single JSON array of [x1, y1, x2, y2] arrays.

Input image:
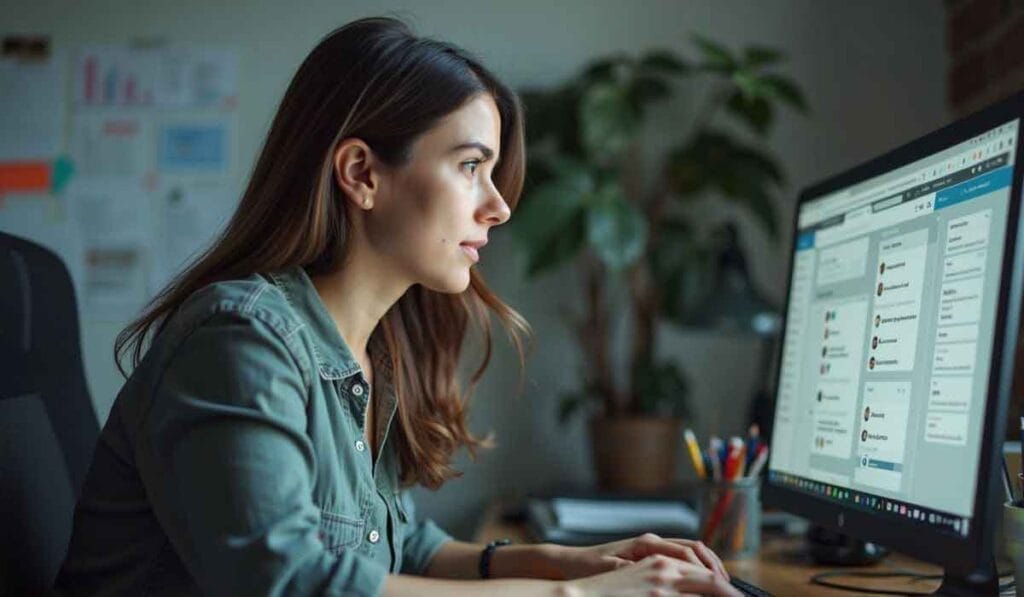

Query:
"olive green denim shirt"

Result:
[[56, 266, 452, 596]]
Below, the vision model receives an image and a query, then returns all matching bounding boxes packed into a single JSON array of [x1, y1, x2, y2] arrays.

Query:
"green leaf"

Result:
[[511, 168, 593, 275], [731, 69, 766, 100], [657, 238, 717, 327], [578, 82, 639, 163], [691, 34, 736, 73], [664, 147, 707, 196], [648, 218, 695, 282], [736, 188, 779, 239], [632, 359, 692, 419], [585, 183, 648, 270], [529, 212, 587, 275], [731, 143, 785, 186], [582, 54, 631, 83], [638, 50, 690, 75], [627, 75, 672, 112], [664, 131, 783, 239], [725, 90, 774, 136], [742, 46, 784, 68], [760, 74, 809, 113], [647, 217, 714, 324], [521, 87, 584, 155]]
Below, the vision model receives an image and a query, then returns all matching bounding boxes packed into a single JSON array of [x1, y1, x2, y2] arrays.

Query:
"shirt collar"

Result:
[[267, 266, 362, 380]]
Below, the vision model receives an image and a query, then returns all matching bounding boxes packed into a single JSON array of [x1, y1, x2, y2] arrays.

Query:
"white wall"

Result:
[[3, 0, 949, 539]]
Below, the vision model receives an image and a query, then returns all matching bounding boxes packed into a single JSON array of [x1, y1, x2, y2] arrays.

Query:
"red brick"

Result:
[[945, 0, 971, 12], [989, 15, 1024, 76], [948, 0, 1005, 54], [949, 48, 989, 107]]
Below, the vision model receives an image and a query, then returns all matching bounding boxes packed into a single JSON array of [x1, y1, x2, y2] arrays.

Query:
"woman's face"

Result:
[[366, 93, 510, 293]]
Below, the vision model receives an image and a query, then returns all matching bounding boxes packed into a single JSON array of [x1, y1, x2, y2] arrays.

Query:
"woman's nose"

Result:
[[480, 188, 511, 225]]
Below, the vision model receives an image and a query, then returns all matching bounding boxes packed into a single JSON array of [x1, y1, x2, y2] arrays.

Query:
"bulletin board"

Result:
[[0, 36, 241, 321]]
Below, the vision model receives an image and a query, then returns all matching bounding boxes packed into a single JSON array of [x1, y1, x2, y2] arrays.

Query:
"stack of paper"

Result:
[[551, 498, 698, 534]]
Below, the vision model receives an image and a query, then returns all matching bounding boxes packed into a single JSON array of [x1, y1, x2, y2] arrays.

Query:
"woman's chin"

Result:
[[422, 269, 472, 294]]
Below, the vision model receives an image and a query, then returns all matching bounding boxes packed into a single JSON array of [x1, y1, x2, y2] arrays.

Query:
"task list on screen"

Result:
[[869, 228, 929, 373], [769, 118, 1019, 520], [812, 299, 868, 459], [855, 381, 911, 491], [924, 210, 994, 448]]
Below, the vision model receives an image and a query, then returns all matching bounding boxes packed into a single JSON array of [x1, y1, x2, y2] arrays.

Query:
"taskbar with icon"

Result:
[[768, 470, 970, 538]]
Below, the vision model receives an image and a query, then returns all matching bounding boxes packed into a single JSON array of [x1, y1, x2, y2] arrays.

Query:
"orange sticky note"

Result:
[[0, 161, 51, 195]]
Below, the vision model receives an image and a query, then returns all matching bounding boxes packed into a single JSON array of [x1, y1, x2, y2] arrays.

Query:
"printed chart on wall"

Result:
[[0, 36, 241, 322], [0, 37, 78, 268]]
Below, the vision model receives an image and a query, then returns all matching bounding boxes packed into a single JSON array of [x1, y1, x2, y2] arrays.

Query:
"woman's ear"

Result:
[[332, 138, 381, 210]]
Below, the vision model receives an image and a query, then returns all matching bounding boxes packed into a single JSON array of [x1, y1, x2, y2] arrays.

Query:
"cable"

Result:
[[809, 569, 1015, 595]]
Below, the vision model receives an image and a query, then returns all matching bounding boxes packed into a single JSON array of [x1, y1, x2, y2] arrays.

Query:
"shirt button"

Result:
[[355, 440, 366, 452], [352, 384, 364, 396], [368, 529, 380, 543]]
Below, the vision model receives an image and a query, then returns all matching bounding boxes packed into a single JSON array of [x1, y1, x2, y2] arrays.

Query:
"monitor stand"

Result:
[[934, 560, 999, 596], [807, 526, 889, 566], [807, 527, 1001, 595]]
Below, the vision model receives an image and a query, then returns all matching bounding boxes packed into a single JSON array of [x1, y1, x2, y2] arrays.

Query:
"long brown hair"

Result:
[[115, 17, 531, 489]]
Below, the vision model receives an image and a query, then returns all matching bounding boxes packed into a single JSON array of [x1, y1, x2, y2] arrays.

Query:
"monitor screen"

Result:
[[768, 119, 1020, 539]]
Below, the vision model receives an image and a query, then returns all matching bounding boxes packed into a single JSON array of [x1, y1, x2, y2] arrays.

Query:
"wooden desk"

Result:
[[474, 502, 958, 596]]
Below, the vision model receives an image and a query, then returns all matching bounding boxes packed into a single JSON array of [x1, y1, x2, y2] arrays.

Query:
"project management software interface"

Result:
[[770, 120, 1020, 535]]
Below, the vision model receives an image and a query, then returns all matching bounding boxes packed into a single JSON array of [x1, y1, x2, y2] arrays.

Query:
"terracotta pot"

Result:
[[590, 416, 681, 492]]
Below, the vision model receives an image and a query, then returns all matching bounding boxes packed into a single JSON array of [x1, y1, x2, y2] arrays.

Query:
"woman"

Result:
[[57, 17, 739, 596]]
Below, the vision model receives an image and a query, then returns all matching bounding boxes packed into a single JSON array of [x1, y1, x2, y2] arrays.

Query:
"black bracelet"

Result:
[[479, 538, 512, 579]]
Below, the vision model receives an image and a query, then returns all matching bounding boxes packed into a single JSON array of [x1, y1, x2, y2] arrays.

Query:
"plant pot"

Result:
[[590, 416, 681, 492]]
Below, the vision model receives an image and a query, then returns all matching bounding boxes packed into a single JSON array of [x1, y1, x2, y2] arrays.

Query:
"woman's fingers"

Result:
[[641, 535, 729, 580], [641, 538, 702, 568], [672, 567, 741, 597], [568, 554, 739, 597], [605, 555, 632, 571], [664, 537, 730, 580], [637, 555, 739, 597]]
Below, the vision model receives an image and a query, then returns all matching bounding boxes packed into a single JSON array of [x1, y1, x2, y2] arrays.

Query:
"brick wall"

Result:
[[946, 0, 1024, 438], [947, 0, 1024, 116]]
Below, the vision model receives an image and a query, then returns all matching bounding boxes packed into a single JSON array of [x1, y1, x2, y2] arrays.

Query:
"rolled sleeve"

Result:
[[398, 491, 452, 575], [145, 311, 388, 596]]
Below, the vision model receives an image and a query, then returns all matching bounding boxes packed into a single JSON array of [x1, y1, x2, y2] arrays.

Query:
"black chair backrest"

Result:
[[0, 231, 99, 595]]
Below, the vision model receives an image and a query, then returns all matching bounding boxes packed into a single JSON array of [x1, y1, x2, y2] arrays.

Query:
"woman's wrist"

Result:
[[489, 543, 571, 580]]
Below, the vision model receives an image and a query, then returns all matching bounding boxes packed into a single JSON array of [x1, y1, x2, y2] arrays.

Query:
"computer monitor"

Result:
[[764, 91, 1024, 595]]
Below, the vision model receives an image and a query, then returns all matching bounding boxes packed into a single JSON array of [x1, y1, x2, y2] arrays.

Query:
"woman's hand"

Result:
[[557, 554, 741, 597], [551, 533, 730, 582]]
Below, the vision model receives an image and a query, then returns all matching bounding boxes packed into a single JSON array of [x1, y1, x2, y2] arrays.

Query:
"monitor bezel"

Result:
[[763, 90, 1024, 576]]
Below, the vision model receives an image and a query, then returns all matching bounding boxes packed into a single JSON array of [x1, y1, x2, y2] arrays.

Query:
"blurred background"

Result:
[[2, 0, 1019, 540]]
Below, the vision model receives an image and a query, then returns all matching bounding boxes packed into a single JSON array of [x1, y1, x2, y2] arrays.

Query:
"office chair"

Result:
[[0, 231, 99, 595]]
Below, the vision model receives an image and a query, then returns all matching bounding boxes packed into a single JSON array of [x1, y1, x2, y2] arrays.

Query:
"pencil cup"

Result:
[[1004, 500, 1024, 597], [696, 477, 761, 559]]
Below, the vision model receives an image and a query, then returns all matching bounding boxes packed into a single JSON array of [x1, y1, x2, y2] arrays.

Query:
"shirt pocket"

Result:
[[318, 507, 365, 554]]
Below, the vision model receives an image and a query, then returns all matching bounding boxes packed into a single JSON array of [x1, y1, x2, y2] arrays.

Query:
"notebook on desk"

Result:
[[526, 496, 700, 545]]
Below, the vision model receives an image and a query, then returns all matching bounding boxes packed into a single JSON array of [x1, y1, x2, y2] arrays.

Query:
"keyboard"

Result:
[[730, 576, 773, 597]]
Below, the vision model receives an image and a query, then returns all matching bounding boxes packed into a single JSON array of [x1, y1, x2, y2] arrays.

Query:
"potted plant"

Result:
[[511, 36, 808, 491]]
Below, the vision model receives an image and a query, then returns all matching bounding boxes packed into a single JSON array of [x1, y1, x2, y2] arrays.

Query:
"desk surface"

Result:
[[474, 502, 961, 596]]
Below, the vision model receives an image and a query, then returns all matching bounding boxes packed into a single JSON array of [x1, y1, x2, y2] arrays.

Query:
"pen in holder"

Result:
[[696, 476, 761, 559]]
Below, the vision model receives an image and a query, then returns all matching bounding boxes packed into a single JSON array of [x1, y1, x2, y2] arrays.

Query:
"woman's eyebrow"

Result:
[[449, 141, 494, 160]]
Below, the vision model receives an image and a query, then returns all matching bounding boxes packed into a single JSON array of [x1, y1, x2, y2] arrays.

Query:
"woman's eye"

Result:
[[462, 160, 480, 175]]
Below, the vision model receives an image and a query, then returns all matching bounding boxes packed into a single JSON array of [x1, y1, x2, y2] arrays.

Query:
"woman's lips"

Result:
[[460, 244, 479, 262], [460, 239, 486, 263]]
